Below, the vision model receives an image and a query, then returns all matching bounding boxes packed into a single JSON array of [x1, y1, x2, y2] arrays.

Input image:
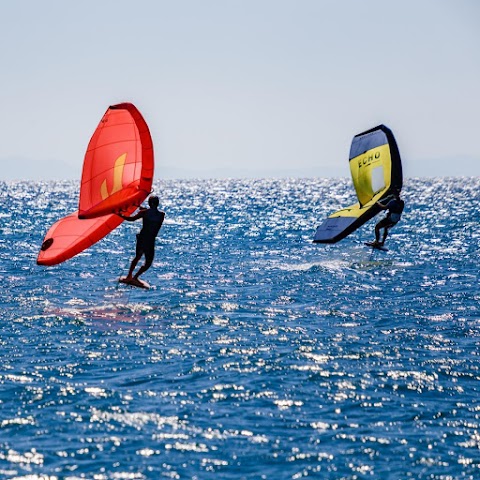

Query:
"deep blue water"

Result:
[[1, 177, 479, 479]]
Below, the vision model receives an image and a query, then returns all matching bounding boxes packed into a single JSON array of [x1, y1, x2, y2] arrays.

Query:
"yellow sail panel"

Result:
[[350, 143, 391, 207], [329, 186, 390, 221]]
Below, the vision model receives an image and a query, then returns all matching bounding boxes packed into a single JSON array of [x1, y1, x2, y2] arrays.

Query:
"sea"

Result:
[[0, 177, 479, 480]]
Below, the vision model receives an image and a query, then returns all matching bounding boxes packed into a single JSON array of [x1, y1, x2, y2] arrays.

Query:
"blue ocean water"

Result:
[[1, 177, 479, 479]]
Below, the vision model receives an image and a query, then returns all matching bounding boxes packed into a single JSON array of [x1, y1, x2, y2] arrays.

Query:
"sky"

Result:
[[1, 0, 479, 180]]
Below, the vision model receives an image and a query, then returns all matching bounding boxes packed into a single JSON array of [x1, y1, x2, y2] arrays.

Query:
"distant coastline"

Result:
[[1, 156, 480, 181]]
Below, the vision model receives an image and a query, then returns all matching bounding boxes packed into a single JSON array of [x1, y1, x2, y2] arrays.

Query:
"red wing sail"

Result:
[[37, 206, 134, 266], [37, 102, 154, 266], [78, 103, 154, 219]]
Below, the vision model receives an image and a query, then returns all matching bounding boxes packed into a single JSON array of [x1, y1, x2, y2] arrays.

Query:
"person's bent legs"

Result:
[[381, 226, 391, 245], [127, 253, 143, 279], [127, 241, 145, 279], [133, 248, 154, 280], [375, 219, 389, 244], [375, 219, 394, 246]]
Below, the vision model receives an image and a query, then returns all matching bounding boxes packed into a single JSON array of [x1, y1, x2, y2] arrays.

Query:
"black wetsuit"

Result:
[[136, 208, 165, 263]]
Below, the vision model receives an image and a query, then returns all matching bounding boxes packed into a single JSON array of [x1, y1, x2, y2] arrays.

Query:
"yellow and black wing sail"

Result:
[[314, 125, 402, 243]]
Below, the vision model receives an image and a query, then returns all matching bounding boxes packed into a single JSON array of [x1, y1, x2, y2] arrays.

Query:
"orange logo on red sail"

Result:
[[100, 153, 127, 200]]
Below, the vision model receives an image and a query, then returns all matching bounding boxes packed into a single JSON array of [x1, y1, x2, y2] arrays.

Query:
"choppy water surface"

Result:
[[1, 177, 479, 479]]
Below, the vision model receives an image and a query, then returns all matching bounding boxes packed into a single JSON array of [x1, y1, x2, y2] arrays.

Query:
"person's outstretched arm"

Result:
[[117, 209, 146, 222]]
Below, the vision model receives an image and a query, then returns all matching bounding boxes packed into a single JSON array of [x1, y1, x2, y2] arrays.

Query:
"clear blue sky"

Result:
[[1, 0, 479, 180]]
